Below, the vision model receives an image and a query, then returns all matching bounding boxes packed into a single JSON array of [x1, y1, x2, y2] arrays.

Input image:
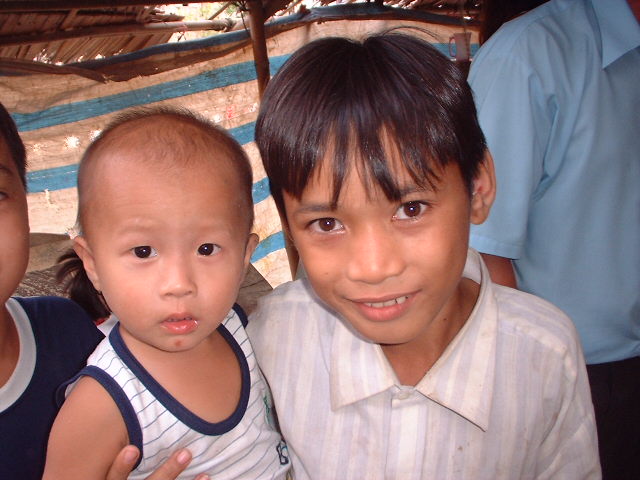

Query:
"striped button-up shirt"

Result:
[[247, 249, 600, 479]]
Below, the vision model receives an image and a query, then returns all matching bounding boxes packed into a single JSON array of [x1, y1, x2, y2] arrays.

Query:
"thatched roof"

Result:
[[0, 1, 480, 66]]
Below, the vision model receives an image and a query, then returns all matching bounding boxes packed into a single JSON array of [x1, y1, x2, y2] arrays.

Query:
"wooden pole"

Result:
[[247, 0, 270, 98], [0, 19, 235, 47], [0, 1, 201, 12], [247, 0, 300, 278]]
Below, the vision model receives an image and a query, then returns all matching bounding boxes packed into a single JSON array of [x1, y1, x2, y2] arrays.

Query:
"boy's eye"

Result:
[[197, 243, 220, 256], [394, 201, 427, 220], [132, 246, 157, 258], [309, 217, 344, 233]]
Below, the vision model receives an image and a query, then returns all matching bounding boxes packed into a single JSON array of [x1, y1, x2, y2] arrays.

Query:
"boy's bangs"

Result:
[[272, 64, 449, 204], [256, 33, 486, 209], [318, 122, 443, 209]]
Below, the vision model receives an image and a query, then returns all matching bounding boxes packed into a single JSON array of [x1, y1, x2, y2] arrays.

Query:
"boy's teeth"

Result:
[[364, 296, 408, 308]]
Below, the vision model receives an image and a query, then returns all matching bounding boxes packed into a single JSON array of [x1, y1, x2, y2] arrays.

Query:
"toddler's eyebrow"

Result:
[[0, 164, 15, 178]]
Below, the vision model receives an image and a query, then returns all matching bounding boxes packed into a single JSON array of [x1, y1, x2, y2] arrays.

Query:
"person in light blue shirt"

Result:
[[469, 0, 640, 477]]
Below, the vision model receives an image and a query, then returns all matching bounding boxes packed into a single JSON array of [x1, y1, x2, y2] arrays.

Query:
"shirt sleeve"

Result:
[[534, 333, 601, 479], [468, 34, 554, 260]]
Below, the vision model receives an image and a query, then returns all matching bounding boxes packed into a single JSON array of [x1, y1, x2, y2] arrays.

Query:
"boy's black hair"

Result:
[[0, 102, 27, 188], [255, 32, 487, 213]]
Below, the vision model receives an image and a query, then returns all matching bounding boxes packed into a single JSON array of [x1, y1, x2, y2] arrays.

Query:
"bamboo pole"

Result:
[[0, 1, 203, 12], [247, 0, 300, 277], [247, 0, 270, 98], [0, 19, 235, 47]]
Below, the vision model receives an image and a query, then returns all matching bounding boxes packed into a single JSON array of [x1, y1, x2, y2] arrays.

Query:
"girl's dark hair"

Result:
[[0, 102, 27, 188], [56, 248, 110, 322], [255, 32, 487, 213]]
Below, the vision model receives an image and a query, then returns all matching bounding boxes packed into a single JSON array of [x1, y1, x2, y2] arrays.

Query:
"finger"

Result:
[[143, 448, 193, 480], [106, 445, 140, 480]]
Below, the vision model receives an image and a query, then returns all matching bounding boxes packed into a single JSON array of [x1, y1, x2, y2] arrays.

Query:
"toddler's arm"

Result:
[[42, 375, 128, 479]]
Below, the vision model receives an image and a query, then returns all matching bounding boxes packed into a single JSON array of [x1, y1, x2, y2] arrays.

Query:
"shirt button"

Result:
[[396, 390, 412, 400]]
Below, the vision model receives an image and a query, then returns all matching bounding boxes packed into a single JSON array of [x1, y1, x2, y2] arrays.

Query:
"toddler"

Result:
[[43, 108, 290, 480]]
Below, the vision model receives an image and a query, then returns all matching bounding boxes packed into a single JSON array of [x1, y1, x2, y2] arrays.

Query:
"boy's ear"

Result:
[[73, 236, 102, 291], [470, 150, 497, 225]]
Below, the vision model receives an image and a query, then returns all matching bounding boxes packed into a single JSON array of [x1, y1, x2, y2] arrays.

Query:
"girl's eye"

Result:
[[309, 217, 344, 233], [197, 243, 220, 256], [132, 246, 157, 258], [394, 201, 427, 220], [0, 192, 7, 201]]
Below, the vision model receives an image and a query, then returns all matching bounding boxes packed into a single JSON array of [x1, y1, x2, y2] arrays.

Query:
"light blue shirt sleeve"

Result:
[[468, 20, 553, 260]]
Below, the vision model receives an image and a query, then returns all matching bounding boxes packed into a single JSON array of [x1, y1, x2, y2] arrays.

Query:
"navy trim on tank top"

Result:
[[233, 303, 249, 328], [109, 308, 251, 436]]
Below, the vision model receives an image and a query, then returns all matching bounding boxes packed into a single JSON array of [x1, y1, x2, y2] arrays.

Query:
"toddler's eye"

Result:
[[133, 246, 157, 258], [197, 243, 220, 256], [0, 192, 7, 200], [395, 201, 427, 220], [310, 217, 344, 233]]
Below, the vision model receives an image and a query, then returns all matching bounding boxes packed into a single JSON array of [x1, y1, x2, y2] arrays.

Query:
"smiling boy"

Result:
[[247, 33, 600, 479]]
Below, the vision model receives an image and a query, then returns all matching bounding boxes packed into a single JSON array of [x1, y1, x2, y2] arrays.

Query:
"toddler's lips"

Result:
[[162, 315, 198, 334]]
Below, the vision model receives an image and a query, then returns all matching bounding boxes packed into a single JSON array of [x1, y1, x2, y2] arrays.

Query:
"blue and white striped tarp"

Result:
[[1, 6, 478, 286]]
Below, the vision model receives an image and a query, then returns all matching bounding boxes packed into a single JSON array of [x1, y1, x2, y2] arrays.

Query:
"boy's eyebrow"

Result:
[[293, 185, 435, 214], [398, 185, 433, 196], [293, 202, 336, 214]]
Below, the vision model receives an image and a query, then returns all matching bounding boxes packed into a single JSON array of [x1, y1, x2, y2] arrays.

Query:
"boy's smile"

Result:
[[352, 291, 416, 323], [284, 156, 494, 381]]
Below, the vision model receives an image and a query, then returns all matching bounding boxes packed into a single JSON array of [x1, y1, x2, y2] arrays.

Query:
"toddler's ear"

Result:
[[470, 150, 497, 225], [243, 233, 259, 269], [73, 236, 102, 291]]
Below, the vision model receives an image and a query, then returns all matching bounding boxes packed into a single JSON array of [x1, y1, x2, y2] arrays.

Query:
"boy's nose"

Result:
[[159, 259, 196, 297], [346, 226, 405, 284]]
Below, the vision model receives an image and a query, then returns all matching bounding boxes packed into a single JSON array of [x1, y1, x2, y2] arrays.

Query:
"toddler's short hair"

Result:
[[78, 107, 254, 233]]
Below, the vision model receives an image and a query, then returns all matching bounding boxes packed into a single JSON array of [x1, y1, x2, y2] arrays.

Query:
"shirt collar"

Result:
[[329, 318, 397, 410], [329, 249, 498, 431], [591, 0, 640, 68]]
